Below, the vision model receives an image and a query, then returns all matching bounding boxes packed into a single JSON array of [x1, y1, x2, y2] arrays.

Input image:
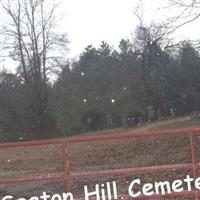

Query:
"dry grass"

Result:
[[0, 116, 200, 199]]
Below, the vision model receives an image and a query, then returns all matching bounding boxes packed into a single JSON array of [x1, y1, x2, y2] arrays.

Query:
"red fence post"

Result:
[[189, 129, 199, 200], [63, 140, 72, 192]]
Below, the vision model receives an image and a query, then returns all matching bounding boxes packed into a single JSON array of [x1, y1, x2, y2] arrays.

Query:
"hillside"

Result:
[[0, 116, 200, 199]]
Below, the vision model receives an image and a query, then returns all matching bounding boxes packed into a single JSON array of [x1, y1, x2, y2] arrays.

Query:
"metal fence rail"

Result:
[[1, 127, 200, 199]]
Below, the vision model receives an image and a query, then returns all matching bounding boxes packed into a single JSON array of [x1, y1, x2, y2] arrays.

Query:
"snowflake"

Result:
[[123, 87, 127, 91], [111, 99, 115, 103]]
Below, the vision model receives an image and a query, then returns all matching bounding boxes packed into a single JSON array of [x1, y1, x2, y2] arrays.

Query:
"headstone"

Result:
[[191, 110, 200, 121]]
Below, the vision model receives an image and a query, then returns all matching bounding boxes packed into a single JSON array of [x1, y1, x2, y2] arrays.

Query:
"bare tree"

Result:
[[1, 0, 68, 134], [167, 0, 200, 32], [132, 8, 181, 116], [132, 0, 200, 117]]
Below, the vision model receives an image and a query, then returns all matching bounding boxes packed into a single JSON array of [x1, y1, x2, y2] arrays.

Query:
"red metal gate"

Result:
[[1, 127, 200, 199]]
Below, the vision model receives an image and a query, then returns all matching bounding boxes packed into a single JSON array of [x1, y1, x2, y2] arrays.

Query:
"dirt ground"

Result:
[[1, 117, 200, 199]]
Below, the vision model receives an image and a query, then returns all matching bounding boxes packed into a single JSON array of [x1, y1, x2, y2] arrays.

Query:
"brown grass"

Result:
[[0, 116, 200, 199]]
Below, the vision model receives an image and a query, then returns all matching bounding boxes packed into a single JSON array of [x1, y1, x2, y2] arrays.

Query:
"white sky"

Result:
[[63, 0, 137, 58], [1, 0, 200, 72], [63, 0, 200, 58]]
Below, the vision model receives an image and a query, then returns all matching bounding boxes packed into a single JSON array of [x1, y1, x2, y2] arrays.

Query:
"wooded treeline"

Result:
[[1, 0, 200, 141], [1, 38, 200, 141]]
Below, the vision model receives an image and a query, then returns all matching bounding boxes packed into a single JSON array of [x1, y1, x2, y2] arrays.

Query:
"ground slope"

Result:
[[0, 116, 200, 199]]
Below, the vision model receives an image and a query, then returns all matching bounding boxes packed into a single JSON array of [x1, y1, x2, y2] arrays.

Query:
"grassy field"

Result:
[[0, 116, 200, 199]]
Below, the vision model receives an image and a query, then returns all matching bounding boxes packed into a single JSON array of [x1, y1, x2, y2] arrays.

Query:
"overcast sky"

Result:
[[1, 0, 200, 72], [63, 0, 200, 57]]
